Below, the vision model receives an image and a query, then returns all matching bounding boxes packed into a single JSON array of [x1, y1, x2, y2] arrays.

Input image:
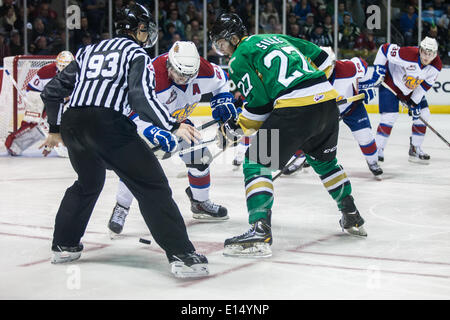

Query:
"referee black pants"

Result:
[[53, 108, 195, 258]]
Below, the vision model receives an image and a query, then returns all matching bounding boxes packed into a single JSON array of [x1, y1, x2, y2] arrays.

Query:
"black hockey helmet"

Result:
[[209, 13, 247, 54], [116, 3, 158, 48]]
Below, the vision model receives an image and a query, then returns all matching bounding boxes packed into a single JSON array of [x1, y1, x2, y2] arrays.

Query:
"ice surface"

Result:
[[1, 114, 450, 299]]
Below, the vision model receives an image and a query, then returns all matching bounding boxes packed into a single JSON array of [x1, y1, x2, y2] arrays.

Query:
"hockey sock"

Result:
[[359, 139, 378, 164], [116, 179, 133, 209], [243, 158, 274, 224], [188, 167, 210, 202], [375, 112, 398, 152], [305, 155, 352, 210]]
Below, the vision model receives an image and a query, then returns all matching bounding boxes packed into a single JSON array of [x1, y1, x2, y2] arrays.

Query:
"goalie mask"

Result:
[[209, 13, 247, 56], [419, 37, 438, 65], [116, 3, 158, 48], [167, 41, 200, 85], [56, 51, 74, 72]]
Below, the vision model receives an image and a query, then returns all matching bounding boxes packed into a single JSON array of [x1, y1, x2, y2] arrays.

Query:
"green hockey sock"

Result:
[[305, 155, 352, 210]]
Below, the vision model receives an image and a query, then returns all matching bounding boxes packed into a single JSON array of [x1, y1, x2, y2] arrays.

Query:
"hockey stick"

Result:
[[338, 93, 366, 120], [418, 115, 450, 148], [399, 100, 450, 149], [150, 119, 220, 153], [4, 69, 34, 110]]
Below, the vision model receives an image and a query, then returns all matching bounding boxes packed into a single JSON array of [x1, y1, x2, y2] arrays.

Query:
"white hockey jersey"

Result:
[[26, 62, 58, 92], [374, 43, 442, 104], [329, 57, 368, 114], [150, 53, 230, 123]]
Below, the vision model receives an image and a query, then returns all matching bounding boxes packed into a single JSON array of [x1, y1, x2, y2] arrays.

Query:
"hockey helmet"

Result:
[[209, 13, 247, 55], [419, 37, 438, 65], [56, 51, 74, 72], [167, 41, 200, 85], [116, 3, 158, 48]]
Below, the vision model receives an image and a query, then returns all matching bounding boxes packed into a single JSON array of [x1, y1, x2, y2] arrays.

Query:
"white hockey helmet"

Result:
[[56, 51, 75, 72], [320, 46, 336, 78], [167, 41, 200, 85], [419, 37, 438, 65]]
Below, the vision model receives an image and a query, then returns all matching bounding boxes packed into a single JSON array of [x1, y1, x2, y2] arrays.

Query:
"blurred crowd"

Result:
[[0, 0, 448, 67]]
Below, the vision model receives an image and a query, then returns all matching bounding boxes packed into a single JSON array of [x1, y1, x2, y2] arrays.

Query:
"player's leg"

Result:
[[179, 120, 228, 221], [223, 108, 310, 257], [375, 86, 400, 162], [301, 100, 367, 236], [409, 98, 431, 163], [342, 102, 383, 177], [232, 136, 251, 166], [108, 179, 133, 236]]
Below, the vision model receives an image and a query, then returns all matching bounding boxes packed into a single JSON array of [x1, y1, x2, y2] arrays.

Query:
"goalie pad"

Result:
[[4, 121, 46, 156], [23, 91, 45, 123]]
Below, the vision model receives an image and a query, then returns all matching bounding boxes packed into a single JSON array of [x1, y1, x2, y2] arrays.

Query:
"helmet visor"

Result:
[[167, 61, 198, 85], [139, 21, 158, 48]]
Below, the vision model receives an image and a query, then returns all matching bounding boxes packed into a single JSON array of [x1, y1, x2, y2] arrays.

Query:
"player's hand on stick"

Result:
[[360, 88, 376, 104], [358, 64, 386, 90], [39, 133, 64, 157], [143, 125, 179, 153], [210, 92, 238, 123], [216, 120, 243, 150], [406, 100, 421, 120], [173, 123, 201, 145]]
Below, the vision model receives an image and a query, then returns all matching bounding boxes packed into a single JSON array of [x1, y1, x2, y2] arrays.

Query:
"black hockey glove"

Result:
[[216, 119, 244, 150]]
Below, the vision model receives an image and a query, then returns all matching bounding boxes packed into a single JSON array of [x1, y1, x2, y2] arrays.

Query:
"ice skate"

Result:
[[408, 139, 430, 164], [283, 155, 306, 175], [185, 187, 228, 221], [51, 243, 83, 264], [108, 203, 130, 237], [378, 148, 384, 162], [339, 195, 367, 237], [223, 217, 272, 258], [169, 251, 209, 278], [367, 161, 383, 180]]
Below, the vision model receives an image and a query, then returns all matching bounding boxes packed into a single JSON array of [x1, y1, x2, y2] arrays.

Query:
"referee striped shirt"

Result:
[[42, 36, 178, 132]]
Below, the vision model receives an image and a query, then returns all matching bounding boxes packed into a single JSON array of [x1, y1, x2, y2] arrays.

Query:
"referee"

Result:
[[39, 4, 208, 278]]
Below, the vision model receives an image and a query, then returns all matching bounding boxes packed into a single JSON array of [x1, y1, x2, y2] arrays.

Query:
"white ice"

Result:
[[1, 114, 450, 300]]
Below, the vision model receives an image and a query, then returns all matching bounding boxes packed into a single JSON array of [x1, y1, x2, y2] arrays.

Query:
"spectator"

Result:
[[294, 0, 312, 22], [0, 32, 10, 66], [31, 18, 47, 44], [0, 5, 18, 33], [181, 2, 202, 25], [49, 29, 66, 55], [0, 0, 18, 17], [339, 13, 360, 49], [73, 16, 91, 50], [354, 29, 377, 53], [316, 4, 328, 25], [9, 29, 23, 56], [262, 14, 281, 34], [323, 14, 333, 36], [437, 5, 450, 29], [286, 12, 299, 34], [337, 2, 350, 26], [310, 23, 333, 47], [185, 19, 203, 43], [191, 34, 203, 55], [399, 5, 417, 45], [83, 0, 105, 38], [302, 13, 315, 39], [33, 35, 51, 55], [32, 2, 58, 31], [260, 1, 280, 27], [288, 23, 302, 38], [164, 9, 185, 39]]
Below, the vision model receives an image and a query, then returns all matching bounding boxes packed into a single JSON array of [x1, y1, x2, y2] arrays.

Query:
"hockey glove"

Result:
[[210, 92, 237, 123], [216, 119, 244, 150], [143, 125, 178, 153], [361, 88, 376, 104], [358, 64, 386, 90], [407, 101, 421, 120]]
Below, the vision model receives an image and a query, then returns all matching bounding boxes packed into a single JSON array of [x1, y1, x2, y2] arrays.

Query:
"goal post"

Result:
[[0, 55, 56, 139]]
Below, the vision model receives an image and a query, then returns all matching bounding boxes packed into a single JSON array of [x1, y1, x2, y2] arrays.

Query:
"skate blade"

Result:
[[343, 225, 368, 237], [51, 252, 82, 264], [192, 213, 229, 222], [108, 229, 122, 240], [408, 156, 430, 164], [170, 262, 209, 278], [223, 243, 272, 258], [373, 174, 382, 181]]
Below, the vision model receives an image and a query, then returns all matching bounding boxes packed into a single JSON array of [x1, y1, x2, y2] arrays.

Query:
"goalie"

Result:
[[4, 51, 74, 156]]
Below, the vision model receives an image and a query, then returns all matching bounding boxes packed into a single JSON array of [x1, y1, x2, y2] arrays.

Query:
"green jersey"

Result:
[[229, 34, 336, 134]]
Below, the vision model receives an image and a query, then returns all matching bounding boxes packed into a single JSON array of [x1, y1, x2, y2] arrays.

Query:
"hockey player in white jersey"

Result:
[[360, 37, 442, 163], [108, 41, 238, 236], [4, 51, 74, 157]]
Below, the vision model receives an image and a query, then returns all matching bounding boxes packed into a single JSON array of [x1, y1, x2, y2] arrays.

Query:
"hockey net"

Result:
[[0, 55, 56, 140]]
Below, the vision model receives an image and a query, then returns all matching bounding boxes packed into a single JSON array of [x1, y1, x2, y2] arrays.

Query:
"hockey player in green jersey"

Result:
[[210, 13, 367, 258]]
